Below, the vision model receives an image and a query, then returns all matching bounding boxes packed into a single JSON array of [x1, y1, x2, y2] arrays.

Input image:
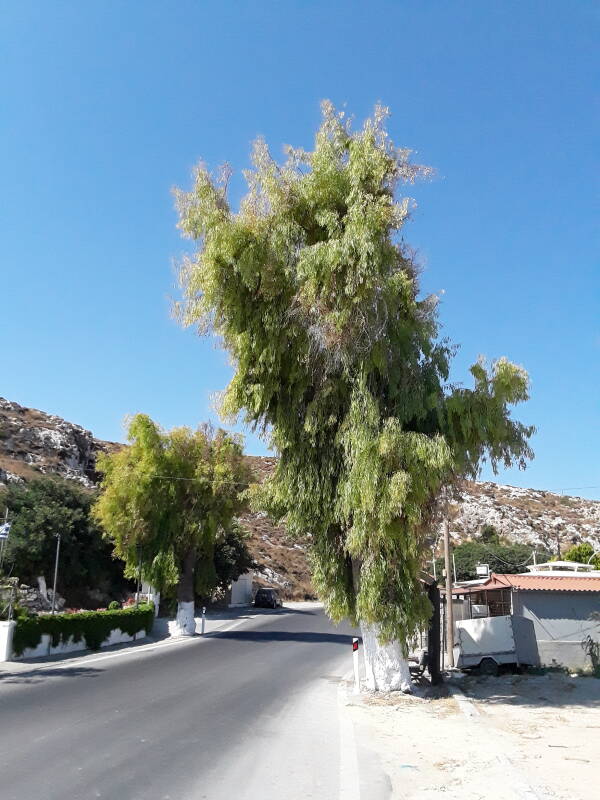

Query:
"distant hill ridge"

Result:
[[1, 397, 598, 575]]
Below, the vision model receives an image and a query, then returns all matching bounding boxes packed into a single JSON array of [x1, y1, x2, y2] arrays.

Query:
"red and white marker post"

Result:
[[352, 637, 360, 694]]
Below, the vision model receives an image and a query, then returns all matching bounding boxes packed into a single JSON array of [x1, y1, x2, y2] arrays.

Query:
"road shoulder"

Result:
[[342, 672, 599, 799]]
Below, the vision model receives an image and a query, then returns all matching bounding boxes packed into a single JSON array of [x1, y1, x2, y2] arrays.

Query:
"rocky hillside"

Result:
[[449, 480, 600, 555], [1, 397, 599, 591], [0, 397, 119, 488]]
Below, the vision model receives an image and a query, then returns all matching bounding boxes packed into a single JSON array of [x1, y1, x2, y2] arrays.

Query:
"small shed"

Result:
[[228, 572, 254, 607], [450, 568, 600, 671]]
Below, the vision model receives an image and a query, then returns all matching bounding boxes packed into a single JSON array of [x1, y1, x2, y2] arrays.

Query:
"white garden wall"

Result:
[[7, 627, 148, 662], [0, 621, 16, 661]]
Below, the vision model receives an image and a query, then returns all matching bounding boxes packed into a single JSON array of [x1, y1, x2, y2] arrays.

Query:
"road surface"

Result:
[[0, 604, 389, 799]]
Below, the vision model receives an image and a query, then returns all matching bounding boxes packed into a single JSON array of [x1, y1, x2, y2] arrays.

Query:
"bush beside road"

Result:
[[10, 602, 155, 658]]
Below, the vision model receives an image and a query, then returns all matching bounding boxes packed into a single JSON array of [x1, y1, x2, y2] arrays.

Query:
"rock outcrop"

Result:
[[0, 577, 66, 615], [0, 397, 119, 488]]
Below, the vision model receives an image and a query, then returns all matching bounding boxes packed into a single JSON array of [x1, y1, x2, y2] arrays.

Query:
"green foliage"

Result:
[[583, 635, 600, 678], [0, 476, 127, 603], [563, 542, 600, 569], [108, 600, 121, 610], [479, 524, 502, 544], [434, 541, 551, 581], [12, 603, 154, 657], [1, 603, 32, 623], [175, 102, 534, 646], [213, 523, 256, 592], [93, 416, 250, 602]]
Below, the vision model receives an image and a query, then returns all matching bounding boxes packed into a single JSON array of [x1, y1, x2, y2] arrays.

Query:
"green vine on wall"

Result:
[[12, 603, 155, 657]]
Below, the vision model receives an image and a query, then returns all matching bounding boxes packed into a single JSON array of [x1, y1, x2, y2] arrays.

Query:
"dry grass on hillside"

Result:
[[242, 455, 315, 600]]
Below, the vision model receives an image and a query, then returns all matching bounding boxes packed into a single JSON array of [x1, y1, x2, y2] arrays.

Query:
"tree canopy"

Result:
[[0, 476, 126, 605], [563, 542, 600, 569], [175, 102, 534, 645], [93, 415, 251, 603], [434, 540, 551, 582], [213, 523, 256, 592]]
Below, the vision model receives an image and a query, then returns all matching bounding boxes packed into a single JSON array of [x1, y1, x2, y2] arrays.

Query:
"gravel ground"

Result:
[[344, 672, 600, 799]]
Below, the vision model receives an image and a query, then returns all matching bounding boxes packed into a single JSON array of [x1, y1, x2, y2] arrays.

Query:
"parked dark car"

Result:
[[254, 588, 282, 609]]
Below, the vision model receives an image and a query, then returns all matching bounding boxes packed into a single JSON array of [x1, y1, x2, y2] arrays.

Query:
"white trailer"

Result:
[[454, 614, 540, 675]]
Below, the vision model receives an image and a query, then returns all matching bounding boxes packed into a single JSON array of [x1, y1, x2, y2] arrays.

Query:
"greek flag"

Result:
[[0, 522, 11, 540]]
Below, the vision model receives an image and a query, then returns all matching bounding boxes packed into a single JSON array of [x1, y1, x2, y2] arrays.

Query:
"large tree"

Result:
[[175, 102, 534, 688], [93, 415, 250, 635], [0, 476, 126, 607]]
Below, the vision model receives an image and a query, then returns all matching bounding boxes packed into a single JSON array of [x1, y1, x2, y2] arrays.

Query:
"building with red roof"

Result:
[[446, 564, 600, 671]]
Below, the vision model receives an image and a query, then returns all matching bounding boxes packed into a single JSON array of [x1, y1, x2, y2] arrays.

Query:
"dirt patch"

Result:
[[347, 672, 600, 799]]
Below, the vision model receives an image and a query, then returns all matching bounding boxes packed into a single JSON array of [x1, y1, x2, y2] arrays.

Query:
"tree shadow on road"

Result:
[[206, 630, 353, 645], [254, 605, 319, 616], [0, 666, 103, 686]]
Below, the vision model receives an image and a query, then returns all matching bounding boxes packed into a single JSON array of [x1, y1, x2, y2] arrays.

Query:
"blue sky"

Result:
[[1, 1, 598, 499]]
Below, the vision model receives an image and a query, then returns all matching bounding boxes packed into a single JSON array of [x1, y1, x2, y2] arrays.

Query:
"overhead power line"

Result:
[[478, 546, 535, 569]]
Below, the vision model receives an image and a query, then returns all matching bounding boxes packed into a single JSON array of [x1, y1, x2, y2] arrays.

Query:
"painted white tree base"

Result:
[[174, 601, 196, 636], [361, 623, 413, 693]]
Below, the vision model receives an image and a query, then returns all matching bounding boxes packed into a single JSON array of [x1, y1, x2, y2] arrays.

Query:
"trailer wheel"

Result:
[[478, 658, 499, 676]]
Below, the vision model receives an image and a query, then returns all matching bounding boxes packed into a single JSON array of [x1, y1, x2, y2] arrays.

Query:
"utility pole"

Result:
[[444, 517, 454, 668], [51, 532, 61, 615]]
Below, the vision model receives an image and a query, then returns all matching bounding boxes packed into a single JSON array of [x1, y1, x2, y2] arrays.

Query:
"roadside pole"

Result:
[[443, 518, 454, 668], [51, 533, 61, 615], [201, 606, 206, 635], [352, 637, 360, 694]]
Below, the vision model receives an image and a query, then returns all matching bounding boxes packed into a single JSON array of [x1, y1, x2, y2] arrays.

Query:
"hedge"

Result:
[[12, 603, 155, 657]]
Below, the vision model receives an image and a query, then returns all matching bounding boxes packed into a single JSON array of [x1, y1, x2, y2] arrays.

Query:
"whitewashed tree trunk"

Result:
[[37, 575, 49, 602], [174, 601, 196, 636], [361, 622, 413, 693]]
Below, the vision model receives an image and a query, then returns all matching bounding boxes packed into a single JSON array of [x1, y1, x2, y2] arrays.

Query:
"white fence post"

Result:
[[0, 620, 16, 662]]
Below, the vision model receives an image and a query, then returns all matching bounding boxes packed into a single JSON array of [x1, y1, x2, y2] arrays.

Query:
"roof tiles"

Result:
[[453, 573, 600, 594]]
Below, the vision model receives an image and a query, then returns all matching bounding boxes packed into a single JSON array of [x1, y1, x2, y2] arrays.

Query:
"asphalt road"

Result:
[[0, 605, 385, 800]]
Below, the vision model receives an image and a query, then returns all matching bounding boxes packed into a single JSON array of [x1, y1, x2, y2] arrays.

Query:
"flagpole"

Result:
[[0, 509, 9, 572]]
